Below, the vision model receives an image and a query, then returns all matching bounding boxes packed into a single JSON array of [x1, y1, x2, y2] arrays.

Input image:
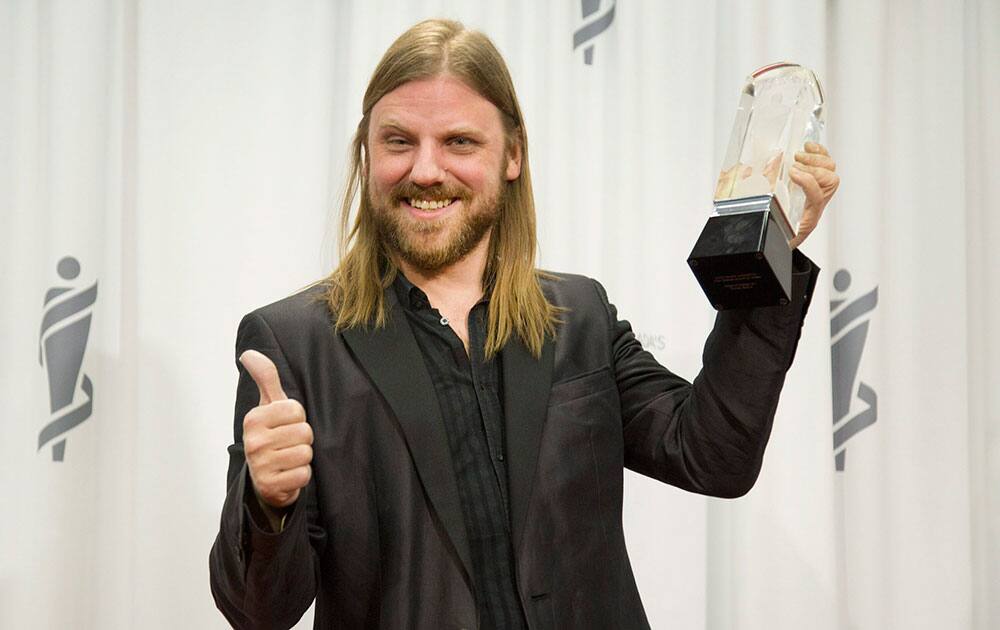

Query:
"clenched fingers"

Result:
[[243, 399, 307, 433], [243, 417, 313, 457], [789, 166, 826, 201], [804, 141, 829, 156], [783, 142, 840, 248], [794, 151, 836, 172], [257, 443, 314, 472], [254, 465, 312, 508]]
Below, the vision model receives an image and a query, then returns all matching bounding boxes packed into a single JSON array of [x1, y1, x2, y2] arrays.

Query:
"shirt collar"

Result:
[[392, 271, 430, 311], [392, 270, 492, 312]]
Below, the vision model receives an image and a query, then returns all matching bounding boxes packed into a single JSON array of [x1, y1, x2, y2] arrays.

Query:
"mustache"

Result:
[[389, 182, 472, 204]]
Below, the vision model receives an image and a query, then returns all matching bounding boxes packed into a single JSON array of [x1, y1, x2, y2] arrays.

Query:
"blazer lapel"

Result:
[[502, 333, 554, 551], [341, 292, 474, 587]]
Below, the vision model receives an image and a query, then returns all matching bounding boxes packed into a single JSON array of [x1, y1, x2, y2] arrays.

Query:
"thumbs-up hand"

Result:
[[239, 350, 313, 510]]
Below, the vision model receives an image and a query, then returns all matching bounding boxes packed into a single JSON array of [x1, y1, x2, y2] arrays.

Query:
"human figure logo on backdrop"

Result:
[[830, 268, 878, 471], [38, 256, 98, 462], [573, 0, 616, 65]]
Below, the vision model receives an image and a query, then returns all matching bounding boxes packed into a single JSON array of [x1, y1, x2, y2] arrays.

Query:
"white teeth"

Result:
[[409, 198, 453, 210]]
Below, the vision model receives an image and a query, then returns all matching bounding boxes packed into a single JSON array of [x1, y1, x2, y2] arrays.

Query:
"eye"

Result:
[[381, 136, 413, 153], [448, 136, 478, 150]]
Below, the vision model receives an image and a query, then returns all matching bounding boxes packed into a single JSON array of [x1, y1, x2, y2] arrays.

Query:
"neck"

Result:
[[395, 233, 491, 309], [396, 234, 492, 353]]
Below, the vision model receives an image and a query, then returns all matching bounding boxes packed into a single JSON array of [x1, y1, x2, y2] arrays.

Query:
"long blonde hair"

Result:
[[324, 18, 558, 357]]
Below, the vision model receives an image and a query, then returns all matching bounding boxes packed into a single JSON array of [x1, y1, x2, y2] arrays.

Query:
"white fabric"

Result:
[[2, 1, 997, 628]]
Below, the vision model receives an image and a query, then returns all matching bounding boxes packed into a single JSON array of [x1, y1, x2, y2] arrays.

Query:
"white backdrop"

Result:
[[2, 1, 998, 629]]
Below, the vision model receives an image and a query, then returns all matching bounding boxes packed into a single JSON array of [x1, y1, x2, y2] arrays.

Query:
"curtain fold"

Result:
[[2, 2, 996, 628]]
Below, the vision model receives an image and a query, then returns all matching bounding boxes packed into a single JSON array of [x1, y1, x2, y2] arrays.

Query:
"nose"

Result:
[[409, 143, 446, 187]]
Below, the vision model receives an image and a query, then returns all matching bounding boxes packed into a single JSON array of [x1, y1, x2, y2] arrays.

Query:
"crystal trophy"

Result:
[[688, 62, 825, 309]]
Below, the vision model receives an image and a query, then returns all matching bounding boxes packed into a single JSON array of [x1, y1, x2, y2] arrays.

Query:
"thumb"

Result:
[[239, 349, 288, 405]]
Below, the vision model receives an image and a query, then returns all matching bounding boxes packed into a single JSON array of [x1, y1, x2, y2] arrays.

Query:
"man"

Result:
[[209, 18, 839, 630]]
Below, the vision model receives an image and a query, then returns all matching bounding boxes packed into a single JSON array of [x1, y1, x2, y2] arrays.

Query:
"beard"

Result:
[[370, 176, 504, 273]]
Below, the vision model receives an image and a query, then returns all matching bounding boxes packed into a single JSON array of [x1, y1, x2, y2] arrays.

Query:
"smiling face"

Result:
[[366, 74, 522, 273]]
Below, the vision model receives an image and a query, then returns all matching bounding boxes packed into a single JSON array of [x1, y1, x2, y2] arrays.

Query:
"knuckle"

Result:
[[246, 460, 261, 484], [243, 433, 262, 456], [243, 407, 263, 431], [271, 399, 290, 415], [295, 465, 312, 488], [275, 399, 306, 423], [282, 422, 309, 446], [255, 478, 274, 498], [287, 444, 311, 466], [265, 484, 282, 501], [288, 399, 307, 423], [266, 478, 291, 501], [248, 450, 270, 474]]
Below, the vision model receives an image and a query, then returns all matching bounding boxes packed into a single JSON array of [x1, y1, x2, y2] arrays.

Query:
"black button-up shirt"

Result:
[[394, 274, 527, 630]]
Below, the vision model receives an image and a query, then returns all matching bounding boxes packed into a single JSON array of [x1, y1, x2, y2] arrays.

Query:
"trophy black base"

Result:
[[687, 198, 793, 310]]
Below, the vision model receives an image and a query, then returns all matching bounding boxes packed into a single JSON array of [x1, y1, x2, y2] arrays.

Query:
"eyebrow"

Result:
[[375, 120, 485, 139], [375, 121, 411, 135]]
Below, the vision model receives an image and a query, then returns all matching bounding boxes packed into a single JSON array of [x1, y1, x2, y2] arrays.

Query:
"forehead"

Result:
[[370, 74, 504, 134]]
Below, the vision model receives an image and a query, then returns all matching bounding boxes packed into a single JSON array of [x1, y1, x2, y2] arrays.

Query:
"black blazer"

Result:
[[210, 267, 817, 630]]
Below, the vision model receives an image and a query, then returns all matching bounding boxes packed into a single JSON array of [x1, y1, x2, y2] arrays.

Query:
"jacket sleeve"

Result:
[[209, 311, 325, 630], [609, 251, 819, 497]]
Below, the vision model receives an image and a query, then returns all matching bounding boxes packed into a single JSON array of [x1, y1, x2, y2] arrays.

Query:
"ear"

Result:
[[505, 139, 522, 182]]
